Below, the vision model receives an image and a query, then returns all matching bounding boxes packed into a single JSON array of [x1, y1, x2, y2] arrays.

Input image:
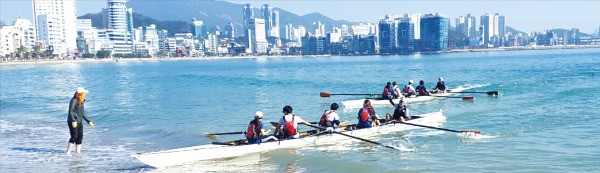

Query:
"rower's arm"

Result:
[[388, 97, 397, 107]]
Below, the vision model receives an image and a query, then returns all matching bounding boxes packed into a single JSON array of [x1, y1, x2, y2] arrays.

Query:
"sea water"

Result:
[[1, 48, 599, 172]]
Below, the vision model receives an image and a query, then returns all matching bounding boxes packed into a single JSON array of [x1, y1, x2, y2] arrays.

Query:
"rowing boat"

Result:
[[130, 110, 446, 168], [341, 87, 468, 109]]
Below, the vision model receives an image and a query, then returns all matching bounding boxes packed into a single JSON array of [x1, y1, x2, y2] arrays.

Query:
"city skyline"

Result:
[[1, 0, 599, 34]]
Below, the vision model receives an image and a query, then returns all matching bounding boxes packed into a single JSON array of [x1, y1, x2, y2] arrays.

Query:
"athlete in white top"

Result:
[[275, 105, 310, 139]]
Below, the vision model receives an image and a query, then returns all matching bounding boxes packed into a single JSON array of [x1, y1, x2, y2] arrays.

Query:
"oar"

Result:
[[449, 91, 499, 96], [394, 121, 481, 134], [303, 124, 400, 150], [320, 92, 382, 97], [433, 95, 475, 100], [204, 131, 244, 139]]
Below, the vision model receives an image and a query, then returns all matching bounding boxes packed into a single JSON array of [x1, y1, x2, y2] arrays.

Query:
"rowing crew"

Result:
[[244, 99, 413, 144], [382, 77, 449, 99]]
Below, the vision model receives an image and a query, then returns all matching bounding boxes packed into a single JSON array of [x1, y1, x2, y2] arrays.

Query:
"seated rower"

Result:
[[381, 82, 392, 100], [415, 80, 431, 96], [391, 81, 401, 99], [246, 111, 277, 144], [319, 103, 345, 132], [388, 98, 411, 122], [274, 105, 310, 139], [433, 77, 449, 93], [402, 80, 417, 97], [357, 99, 381, 129]]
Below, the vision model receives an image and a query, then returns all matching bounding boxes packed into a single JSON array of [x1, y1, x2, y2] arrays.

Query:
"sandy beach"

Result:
[[1, 45, 598, 67]]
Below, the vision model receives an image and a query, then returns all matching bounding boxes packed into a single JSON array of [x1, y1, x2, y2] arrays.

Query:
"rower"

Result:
[[318, 103, 343, 132], [388, 98, 411, 122], [381, 82, 392, 99], [356, 99, 380, 129], [433, 77, 448, 93], [415, 80, 431, 96], [402, 80, 417, 97], [245, 111, 277, 144], [391, 81, 401, 99], [274, 105, 310, 139]]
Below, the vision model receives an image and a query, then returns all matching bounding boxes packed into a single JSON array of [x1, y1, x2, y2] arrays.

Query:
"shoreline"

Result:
[[1, 45, 599, 67]]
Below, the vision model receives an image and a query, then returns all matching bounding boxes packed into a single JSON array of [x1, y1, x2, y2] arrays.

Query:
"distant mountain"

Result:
[[506, 26, 527, 35], [78, 11, 192, 35], [125, 0, 354, 30]]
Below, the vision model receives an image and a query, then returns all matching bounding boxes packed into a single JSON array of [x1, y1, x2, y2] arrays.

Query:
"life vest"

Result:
[[359, 108, 370, 122], [382, 87, 389, 97], [319, 110, 331, 126], [246, 120, 260, 139], [403, 85, 411, 93], [393, 106, 407, 121], [417, 85, 427, 95], [283, 115, 296, 136], [436, 82, 446, 90]]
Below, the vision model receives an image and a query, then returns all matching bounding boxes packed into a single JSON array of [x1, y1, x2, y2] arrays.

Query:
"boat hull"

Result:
[[342, 88, 466, 109], [131, 110, 446, 168]]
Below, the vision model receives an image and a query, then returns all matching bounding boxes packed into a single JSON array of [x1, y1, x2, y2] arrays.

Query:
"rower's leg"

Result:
[[75, 144, 82, 154], [66, 142, 73, 154]]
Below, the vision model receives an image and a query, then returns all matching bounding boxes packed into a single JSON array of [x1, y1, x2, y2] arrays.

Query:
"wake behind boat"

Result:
[[131, 110, 446, 168]]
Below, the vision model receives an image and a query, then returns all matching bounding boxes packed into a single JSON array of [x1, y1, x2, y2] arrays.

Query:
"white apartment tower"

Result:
[[456, 14, 477, 38], [245, 18, 267, 54], [32, 0, 77, 54], [403, 13, 421, 39], [37, 14, 65, 55], [107, 0, 133, 54]]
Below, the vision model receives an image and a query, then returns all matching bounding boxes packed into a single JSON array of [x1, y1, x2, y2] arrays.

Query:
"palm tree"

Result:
[[33, 45, 42, 60], [16, 46, 27, 60]]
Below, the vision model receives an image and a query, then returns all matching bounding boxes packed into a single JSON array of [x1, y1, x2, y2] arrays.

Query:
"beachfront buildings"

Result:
[[107, 0, 133, 54], [420, 13, 449, 52], [245, 18, 268, 54], [0, 18, 36, 58], [480, 13, 506, 47], [32, 0, 77, 55]]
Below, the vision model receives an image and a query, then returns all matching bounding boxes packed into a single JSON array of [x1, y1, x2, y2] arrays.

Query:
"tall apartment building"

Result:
[[420, 13, 449, 52], [378, 17, 398, 54], [37, 14, 65, 55], [0, 18, 36, 57], [480, 13, 505, 47], [261, 4, 272, 37], [404, 13, 421, 39], [245, 18, 267, 54], [107, 0, 133, 54], [32, 0, 77, 54], [456, 14, 477, 38], [398, 19, 415, 53]]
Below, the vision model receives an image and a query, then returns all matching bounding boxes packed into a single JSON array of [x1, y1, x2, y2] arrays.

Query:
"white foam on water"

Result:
[[457, 132, 496, 140], [453, 83, 491, 91]]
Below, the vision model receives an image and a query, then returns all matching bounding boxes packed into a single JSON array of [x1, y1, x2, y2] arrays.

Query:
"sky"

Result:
[[1, 0, 599, 34]]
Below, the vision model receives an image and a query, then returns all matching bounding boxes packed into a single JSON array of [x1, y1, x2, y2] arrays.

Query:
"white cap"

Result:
[[255, 111, 263, 118], [439, 77, 444, 81], [76, 87, 89, 93], [409, 80, 414, 84]]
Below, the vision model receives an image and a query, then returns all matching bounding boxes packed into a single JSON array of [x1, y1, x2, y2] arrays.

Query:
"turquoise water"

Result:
[[1, 49, 600, 172]]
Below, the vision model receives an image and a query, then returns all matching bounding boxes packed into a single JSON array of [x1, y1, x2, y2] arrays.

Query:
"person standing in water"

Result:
[[66, 87, 95, 154]]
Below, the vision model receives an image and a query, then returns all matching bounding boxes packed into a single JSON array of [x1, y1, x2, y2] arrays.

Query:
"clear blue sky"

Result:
[[2, 0, 599, 34]]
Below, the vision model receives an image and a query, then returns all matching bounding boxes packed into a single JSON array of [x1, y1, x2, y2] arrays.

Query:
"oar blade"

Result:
[[320, 92, 332, 97], [487, 91, 499, 95], [203, 132, 218, 139], [461, 96, 475, 100]]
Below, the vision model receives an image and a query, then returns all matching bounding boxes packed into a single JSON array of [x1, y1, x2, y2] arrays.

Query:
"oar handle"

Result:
[[205, 131, 244, 136]]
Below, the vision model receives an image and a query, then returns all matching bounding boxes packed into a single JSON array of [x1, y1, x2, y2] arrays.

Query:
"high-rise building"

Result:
[[404, 13, 421, 39], [398, 19, 415, 53], [480, 13, 505, 47], [378, 18, 398, 54], [313, 21, 325, 37], [261, 4, 272, 37], [420, 13, 448, 52], [224, 23, 236, 39], [284, 22, 293, 40], [456, 14, 476, 38], [32, 0, 77, 54], [37, 14, 65, 55], [245, 18, 267, 54], [107, 0, 133, 54], [142, 24, 159, 56], [271, 10, 280, 38], [497, 14, 505, 38], [191, 18, 206, 39]]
